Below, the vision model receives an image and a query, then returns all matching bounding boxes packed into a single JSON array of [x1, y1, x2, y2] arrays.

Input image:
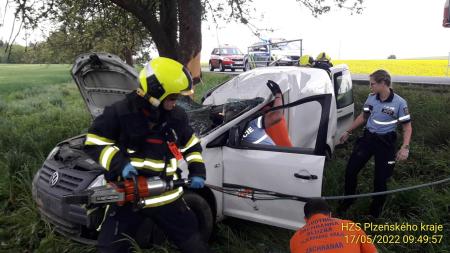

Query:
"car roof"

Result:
[[203, 66, 333, 106]]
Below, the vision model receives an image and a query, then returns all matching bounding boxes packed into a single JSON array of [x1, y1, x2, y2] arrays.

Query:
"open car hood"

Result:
[[71, 52, 139, 118]]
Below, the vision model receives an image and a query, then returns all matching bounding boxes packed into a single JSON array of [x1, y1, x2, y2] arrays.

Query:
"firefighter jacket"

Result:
[[84, 92, 206, 207]]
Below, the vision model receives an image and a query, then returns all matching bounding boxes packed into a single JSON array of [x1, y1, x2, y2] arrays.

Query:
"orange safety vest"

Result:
[[290, 214, 378, 253], [266, 117, 293, 147]]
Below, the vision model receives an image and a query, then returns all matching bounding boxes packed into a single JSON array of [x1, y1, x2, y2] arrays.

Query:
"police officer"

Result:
[[83, 57, 210, 253], [339, 69, 412, 217]]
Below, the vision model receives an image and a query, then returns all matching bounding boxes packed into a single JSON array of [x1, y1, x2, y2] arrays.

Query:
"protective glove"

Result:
[[189, 176, 205, 189], [122, 163, 138, 179], [266, 80, 282, 96]]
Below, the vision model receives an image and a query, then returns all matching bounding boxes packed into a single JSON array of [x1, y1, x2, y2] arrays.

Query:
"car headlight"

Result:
[[88, 174, 106, 189], [46, 146, 60, 160]]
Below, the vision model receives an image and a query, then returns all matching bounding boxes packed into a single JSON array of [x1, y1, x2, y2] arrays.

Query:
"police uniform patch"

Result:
[[403, 107, 409, 115], [381, 106, 395, 116]]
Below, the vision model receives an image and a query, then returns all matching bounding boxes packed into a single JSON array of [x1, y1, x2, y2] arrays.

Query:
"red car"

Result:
[[209, 46, 247, 72]]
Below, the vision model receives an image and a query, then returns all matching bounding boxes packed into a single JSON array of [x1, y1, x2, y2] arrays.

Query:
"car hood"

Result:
[[71, 52, 140, 119]]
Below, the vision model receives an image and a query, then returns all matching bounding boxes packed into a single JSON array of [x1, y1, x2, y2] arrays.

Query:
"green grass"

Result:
[[0, 65, 449, 253]]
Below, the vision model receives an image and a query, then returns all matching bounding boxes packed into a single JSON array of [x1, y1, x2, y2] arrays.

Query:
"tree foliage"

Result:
[[8, 0, 365, 65]]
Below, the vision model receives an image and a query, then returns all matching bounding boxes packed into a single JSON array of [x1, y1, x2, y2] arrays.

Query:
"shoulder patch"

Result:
[[403, 107, 409, 115]]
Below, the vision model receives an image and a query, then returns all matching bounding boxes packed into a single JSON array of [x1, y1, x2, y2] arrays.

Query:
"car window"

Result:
[[239, 98, 322, 151], [335, 73, 353, 109], [176, 96, 264, 137], [220, 48, 242, 55]]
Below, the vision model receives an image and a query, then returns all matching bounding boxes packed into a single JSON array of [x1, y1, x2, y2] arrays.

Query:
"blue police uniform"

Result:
[[242, 116, 275, 145], [342, 89, 411, 217]]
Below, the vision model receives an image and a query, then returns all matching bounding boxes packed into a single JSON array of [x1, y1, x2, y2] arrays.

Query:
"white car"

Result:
[[32, 53, 354, 246]]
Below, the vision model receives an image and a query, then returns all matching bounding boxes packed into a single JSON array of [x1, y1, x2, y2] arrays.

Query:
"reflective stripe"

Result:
[[127, 149, 136, 154], [143, 187, 183, 207], [180, 135, 200, 152], [186, 152, 203, 163], [100, 146, 119, 170], [131, 158, 165, 170], [168, 158, 177, 173], [398, 115, 411, 121], [253, 134, 269, 144], [130, 158, 177, 173], [85, 134, 115, 145], [257, 116, 263, 128], [372, 119, 398, 125], [363, 107, 370, 112]]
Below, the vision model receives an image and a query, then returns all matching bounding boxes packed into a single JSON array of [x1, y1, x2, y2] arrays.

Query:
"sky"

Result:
[[201, 0, 450, 60], [1, 0, 449, 61]]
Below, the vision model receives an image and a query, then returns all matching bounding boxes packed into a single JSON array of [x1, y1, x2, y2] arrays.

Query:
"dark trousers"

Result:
[[97, 197, 210, 253], [342, 130, 397, 216]]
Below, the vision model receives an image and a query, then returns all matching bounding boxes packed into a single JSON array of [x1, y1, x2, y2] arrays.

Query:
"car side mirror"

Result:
[[227, 126, 241, 147]]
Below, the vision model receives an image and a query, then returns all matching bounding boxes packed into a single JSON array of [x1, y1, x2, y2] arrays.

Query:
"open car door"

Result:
[[222, 94, 331, 230], [331, 65, 354, 144]]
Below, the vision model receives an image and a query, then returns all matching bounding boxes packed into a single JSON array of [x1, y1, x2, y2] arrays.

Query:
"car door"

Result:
[[222, 94, 331, 230], [210, 48, 219, 67], [330, 65, 355, 141]]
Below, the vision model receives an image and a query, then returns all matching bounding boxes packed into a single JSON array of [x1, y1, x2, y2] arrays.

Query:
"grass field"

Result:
[[333, 59, 450, 77], [0, 64, 449, 253]]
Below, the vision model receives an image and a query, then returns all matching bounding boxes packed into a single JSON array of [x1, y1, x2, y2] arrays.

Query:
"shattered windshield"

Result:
[[177, 96, 264, 136]]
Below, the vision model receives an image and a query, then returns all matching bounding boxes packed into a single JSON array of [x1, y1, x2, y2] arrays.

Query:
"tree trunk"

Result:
[[178, 0, 202, 65], [122, 47, 133, 65]]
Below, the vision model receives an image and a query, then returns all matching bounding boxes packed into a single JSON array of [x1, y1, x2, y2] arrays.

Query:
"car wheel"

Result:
[[244, 61, 250, 71], [209, 61, 214, 71], [183, 191, 214, 241], [219, 62, 225, 72]]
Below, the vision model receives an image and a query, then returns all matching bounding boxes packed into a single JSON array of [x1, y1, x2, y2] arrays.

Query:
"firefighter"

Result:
[[299, 55, 314, 67], [313, 52, 333, 76], [83, 57, 210, 253], [338, 69, 412, 217], [290, 199, 377, 253]]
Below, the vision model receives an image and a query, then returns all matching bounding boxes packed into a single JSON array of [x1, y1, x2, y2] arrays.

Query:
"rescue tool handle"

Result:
[[62, 192, 90, 204], [294, 173, 318, 180]]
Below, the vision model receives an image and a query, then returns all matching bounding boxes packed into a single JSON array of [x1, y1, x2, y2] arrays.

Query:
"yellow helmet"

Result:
[[316, 52, 331, 62], [138, 57, 193, 106], [299, 55, 314, 67]]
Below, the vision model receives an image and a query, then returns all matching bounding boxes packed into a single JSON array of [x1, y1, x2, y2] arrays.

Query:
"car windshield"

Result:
[[176, 96, 264, 136], [272, 41, 300, 51], [220, 48, 242, 55]]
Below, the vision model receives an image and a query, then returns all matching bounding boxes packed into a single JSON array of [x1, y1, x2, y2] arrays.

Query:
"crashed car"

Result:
[[32, 52, 354, 246]]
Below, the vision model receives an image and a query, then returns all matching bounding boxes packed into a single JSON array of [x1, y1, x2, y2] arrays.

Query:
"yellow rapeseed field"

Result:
[[333, 59, 449, 77]]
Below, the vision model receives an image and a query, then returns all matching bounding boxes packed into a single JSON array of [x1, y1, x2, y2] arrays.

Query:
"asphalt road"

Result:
[[202, 67, 450, 86]]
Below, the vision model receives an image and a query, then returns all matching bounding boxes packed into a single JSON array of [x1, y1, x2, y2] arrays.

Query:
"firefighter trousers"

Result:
[[97, 197, 211, 253], [342, 130, 397, 217]]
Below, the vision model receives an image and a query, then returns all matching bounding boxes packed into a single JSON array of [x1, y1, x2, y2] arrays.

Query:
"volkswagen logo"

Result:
[[49, 172, 59, 187]]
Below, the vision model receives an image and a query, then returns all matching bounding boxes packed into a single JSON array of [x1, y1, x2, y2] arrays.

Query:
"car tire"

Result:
[[219, 62, 225, 72], [209, 61, 214, 71], [183, 191, 214, 242]]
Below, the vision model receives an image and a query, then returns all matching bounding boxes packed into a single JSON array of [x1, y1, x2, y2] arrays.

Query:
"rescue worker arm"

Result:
[[339, 112, 367, 144], [176, 110, 206, 179], [263, 95, 283, 128], [396, 122, 412, 161], [264, 80, 283, 128], [84, 106, 130, 176], [396, 100, 412, 161]]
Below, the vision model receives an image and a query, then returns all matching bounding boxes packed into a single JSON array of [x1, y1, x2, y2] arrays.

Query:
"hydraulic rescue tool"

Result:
[[63, 176, 189, 206]]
